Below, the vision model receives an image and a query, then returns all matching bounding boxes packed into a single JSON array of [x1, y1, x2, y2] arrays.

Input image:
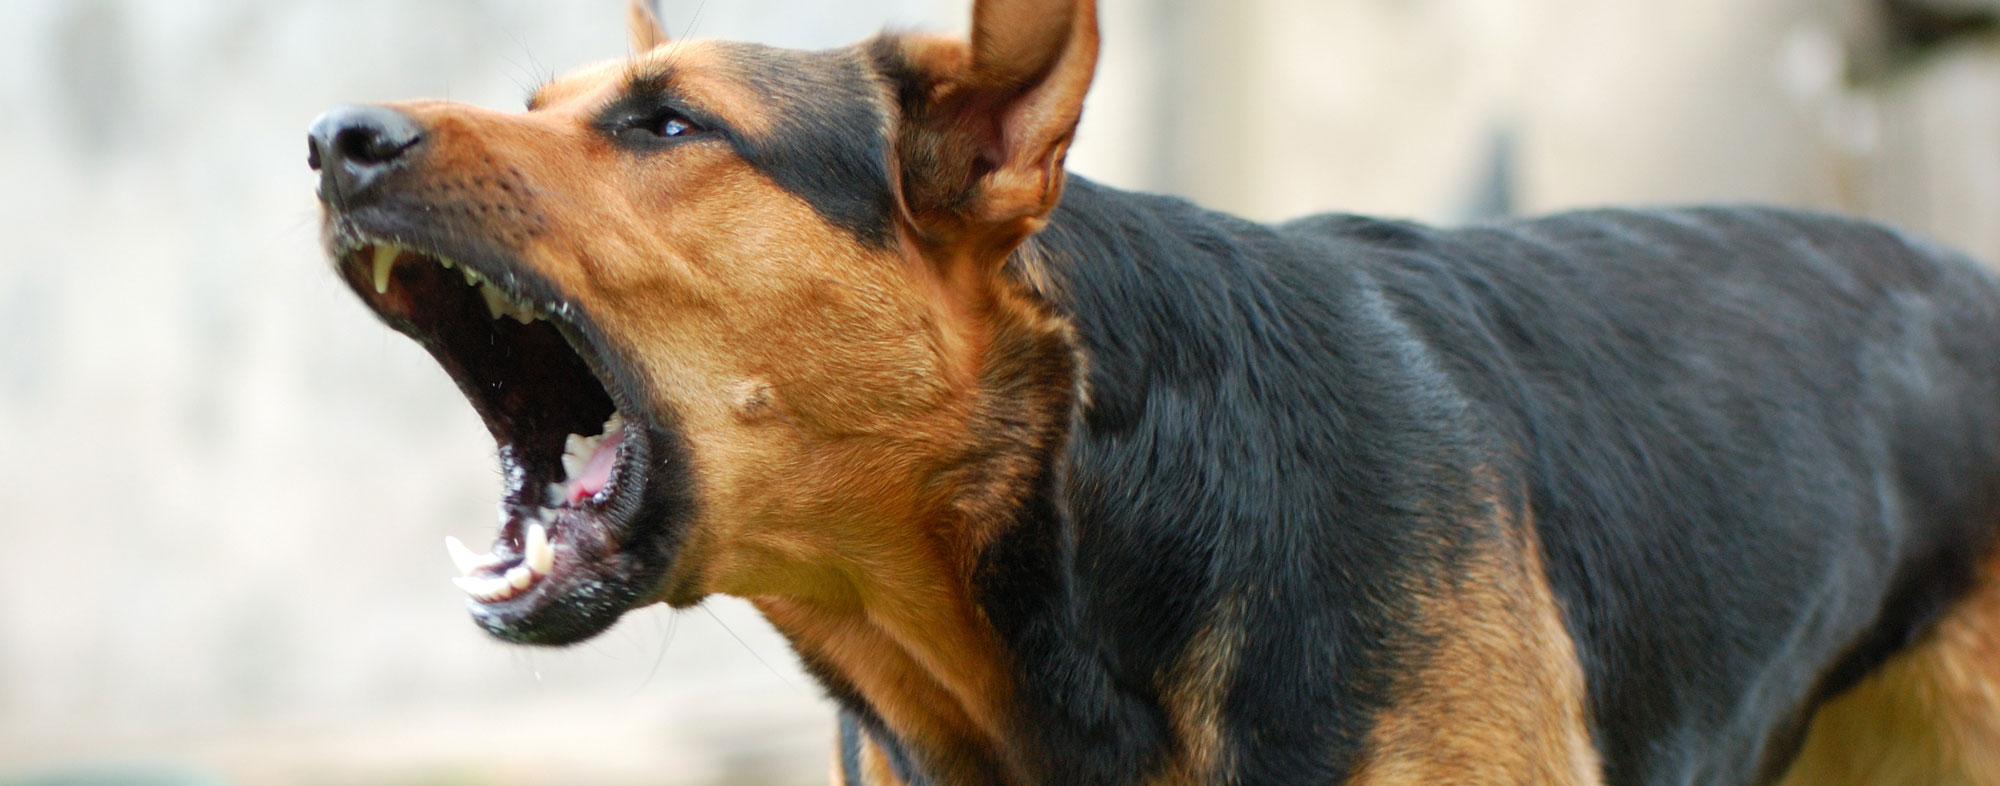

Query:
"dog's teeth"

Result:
[[525, 523, 554, 574], [545, 482, 567, 506], [462, 267, 482, 286], [603, 413, 625, 436], [438, 256, 455, 270], [452, 574, 513, 602], [561, 431, 602, 480], [505, 565, 534, 590], [444, 535, 488, 576], [480, 283, 510, 320], [372, 245, 397, 294], [510, 299, 537, 324]]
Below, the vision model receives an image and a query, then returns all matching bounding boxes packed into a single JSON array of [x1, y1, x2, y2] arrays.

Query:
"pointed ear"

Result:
[[628, 0, 669, 52], [878, 0, 1098, 250]]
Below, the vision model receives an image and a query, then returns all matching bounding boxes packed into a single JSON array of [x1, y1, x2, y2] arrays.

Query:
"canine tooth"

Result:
[[505, 565, 534, 590], [438, 256, 455, 269], [462, 267, 482, 286], [561, 449, 587, 481], [444, 535, 486, 576], [453, 574, 513, 601], [372, 246, 398, 293], [480, 283, 510, 320], [545, 482, 567, 506], [525, 523, 554, 574]]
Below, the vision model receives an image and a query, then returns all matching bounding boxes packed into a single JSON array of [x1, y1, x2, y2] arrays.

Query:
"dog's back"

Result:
[[1384, 207, 2000, 782], [1039, 187, 2000, 783], [1017, 181, 2000, 783]]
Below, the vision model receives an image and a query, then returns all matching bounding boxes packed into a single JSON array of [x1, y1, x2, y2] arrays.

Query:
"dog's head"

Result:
[[311, 0, 1097, 645]]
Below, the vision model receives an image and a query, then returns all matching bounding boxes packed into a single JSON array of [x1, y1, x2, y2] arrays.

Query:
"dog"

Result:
[[308, 0, 2000, 783]]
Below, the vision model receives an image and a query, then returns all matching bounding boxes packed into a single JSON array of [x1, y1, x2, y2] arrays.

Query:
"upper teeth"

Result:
[[561, 414, 625, 483], [365, 241, 556, 324], [372, 246, 398, 294], [364, 241, 598, 605]]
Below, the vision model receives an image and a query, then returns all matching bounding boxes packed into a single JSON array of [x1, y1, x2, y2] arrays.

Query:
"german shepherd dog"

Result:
[[308, 0, 2000, 783]]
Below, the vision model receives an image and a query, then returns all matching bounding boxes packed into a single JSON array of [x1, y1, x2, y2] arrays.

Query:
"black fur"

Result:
[[1354, 206, 2000, 783], [912, 177, 2000, 785], [721, 44, 897, 248], [592, 45, 898, 248]]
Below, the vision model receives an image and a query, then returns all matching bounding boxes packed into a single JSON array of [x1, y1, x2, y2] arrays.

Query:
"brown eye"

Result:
[[607, 106, 706, 147], [646, 110, 702, 139]]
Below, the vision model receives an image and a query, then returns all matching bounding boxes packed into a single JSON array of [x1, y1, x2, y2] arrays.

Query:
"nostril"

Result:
[[308, 105, 425, 171], [334, 124, 420, 166], [308, 104, 425, 202]]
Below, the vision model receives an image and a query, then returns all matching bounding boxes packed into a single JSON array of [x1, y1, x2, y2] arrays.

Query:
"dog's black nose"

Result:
[[308, 104, 424, 207]]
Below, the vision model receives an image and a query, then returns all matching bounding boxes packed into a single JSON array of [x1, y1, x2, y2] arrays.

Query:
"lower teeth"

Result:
[[447, 521, 557, 602]]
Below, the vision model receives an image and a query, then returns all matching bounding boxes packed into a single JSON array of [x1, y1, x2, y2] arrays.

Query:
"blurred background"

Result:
[[5, 0, 2000, 784]]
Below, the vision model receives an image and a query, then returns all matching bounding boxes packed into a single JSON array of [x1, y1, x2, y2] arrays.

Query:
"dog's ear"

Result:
[[879, 0, 1098, 255], [629, 0, 669, 52]]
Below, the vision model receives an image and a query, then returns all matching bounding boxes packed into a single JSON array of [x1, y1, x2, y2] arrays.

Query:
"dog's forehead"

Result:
[[533, 40, 874, 125], [533, 39, 899, 247]]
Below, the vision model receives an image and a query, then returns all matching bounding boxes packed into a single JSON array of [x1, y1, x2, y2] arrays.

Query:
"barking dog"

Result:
[[309, 1, 2000, 783]]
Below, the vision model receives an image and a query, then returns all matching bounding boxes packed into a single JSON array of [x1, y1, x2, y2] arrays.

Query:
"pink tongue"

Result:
[[569, 427, 625, 503]]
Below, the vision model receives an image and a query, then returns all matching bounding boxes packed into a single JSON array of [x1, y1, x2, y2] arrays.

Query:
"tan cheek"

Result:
[[732, 379, 777, 422], [511, 132, 969, 570]]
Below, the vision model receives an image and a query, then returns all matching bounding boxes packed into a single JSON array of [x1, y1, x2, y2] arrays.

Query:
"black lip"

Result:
[[324, 208, 695, 645]]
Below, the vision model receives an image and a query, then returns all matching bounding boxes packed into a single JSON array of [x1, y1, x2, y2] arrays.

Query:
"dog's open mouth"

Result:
[[328, 231, 680, 644]]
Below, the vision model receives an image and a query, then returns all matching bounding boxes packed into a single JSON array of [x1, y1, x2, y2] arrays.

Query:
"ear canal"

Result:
[[628, 0, 670, 52], [886, 0, 1099, 246], [966, 0, 1098, 225]]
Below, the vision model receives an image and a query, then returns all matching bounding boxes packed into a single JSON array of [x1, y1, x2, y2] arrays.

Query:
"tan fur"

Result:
[[1775, 544, 2000, 786], [859, 723, 917, 786], [1147, 595, 1246, 786], [757, 588, 1022, 784], [828, 717, 916, 786], [627, 0, 668, 52], [1350, 506, 1602, 786], [383, 14, 1093, 780]]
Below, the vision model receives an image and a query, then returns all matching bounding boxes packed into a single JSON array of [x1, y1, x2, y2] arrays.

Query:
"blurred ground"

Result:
[[5, 0, 2000, 784]]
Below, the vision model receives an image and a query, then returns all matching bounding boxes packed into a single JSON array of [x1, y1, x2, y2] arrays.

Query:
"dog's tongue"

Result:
[[570, 427, 624, 502]]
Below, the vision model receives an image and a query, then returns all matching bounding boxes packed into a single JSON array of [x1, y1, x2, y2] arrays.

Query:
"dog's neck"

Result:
[[755, 214, 1173, 785]]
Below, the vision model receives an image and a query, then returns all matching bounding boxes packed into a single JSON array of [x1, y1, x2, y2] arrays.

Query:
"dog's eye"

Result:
[[606, 106, 707, 147], [638, 110, 700, 140]]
